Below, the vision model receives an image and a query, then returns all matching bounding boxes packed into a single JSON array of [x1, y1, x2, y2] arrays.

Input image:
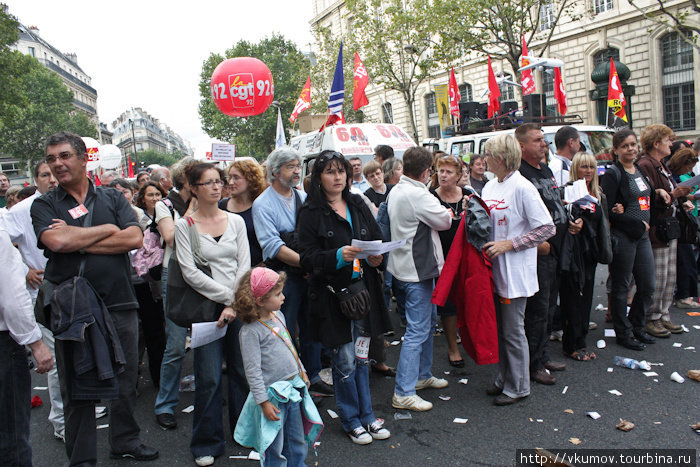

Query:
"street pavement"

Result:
[[29, 267, 700, 466]]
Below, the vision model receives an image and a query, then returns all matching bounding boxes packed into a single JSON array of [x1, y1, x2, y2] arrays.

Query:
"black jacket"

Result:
[[297, 193, 393, 348], [600, 161, 656, 241]]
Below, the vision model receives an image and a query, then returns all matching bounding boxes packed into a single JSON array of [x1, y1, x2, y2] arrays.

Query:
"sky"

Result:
[[4, 0, 316, 157]]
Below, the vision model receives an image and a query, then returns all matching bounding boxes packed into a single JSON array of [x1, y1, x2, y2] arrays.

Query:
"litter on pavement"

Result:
[[453, 418, 468, 424], [687, 370, 700, 381], [182, 405, 194, 413], [394, 412, 412, 420], [587, 412, 601, 419], [439, 395, 451, 401], [327, 409, 338, 419], [616, 419, 634, 432], [670, 372, 685, 383], [609, 389, 622, 396]]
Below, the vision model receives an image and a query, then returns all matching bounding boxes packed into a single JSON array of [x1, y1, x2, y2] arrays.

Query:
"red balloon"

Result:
[[210, 57, 275, 117]]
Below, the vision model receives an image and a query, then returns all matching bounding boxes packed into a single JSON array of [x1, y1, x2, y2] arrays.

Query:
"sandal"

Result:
[[566, 351, 589, 361], [582, 350, 597, 360]]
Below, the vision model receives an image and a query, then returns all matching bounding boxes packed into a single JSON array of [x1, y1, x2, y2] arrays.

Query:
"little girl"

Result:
[[234, 267, 323, 466]]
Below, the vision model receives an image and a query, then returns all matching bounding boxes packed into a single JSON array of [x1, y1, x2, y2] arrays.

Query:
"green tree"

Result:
[[625, 0, 699, 52], [341, 0, 462, 142], [198, 34, 309, 158], [433, 0, 581, 87], [0, 5, 97, 170], [137, 149, 184, 168]]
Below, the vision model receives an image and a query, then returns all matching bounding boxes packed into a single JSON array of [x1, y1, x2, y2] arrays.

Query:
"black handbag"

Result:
[[656, 215, 681, 242], [327, 279, 371, 321], [677, 207, 700, 244], [165, 217, 219, 328]]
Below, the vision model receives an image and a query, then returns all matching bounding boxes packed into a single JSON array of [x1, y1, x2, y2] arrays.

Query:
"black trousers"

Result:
[[561, 260, 596, 355], [0, 332, 32, 467], [524, 254, 557, 372], [134, 282, 166, 387], [56, 309, 142, 466]]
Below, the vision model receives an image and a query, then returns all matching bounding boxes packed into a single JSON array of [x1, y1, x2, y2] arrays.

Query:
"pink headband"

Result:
[[250, 267, 280, 298]]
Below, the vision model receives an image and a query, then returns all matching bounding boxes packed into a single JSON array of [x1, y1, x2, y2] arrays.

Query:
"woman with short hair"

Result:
[[382, 158, 403, 186], [480, 134, 555, 406]]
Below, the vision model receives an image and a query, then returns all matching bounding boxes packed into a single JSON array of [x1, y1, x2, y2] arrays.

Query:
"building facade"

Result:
[[111, 107, 193, 159], [309, 0, 700, 142]]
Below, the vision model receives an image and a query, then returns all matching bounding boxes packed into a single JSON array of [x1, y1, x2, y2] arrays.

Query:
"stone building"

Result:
[[309, 0, 699, 142], [111, 107, 193, 160]]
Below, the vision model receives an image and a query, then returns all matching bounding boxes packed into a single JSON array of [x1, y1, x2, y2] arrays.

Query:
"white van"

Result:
[[290, 123, 416, 176]]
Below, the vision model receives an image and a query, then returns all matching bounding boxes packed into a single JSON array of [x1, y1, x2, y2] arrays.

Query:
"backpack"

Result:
[[376, 200, 391, 242], [132, 200, 175, 281]]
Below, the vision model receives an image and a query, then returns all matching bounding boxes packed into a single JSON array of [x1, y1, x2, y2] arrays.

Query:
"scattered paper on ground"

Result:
[[682, 325, 690, 332], [616, 419, 634, 432], [691, 422, 700, 431], [33, 386, 48, 390], [562, 386, 568, 394], [182, 405, 194, 413], [587, 412, 601, 419], [564, 409, 574, 414], [439, 395, 451, 401], [248, 451, 260, 460], [569, 438, 582, 445], [649, 362, 664, 366], [96, 424, 108, 429], [673, 343, 682, 347], [687, 370, 700, 381], [536, 419, 543, 423], [643, 371, 659, 377], [670, 372, 685, 383], [595, 304, 607, 311], [693, 325, 700, 330], [443, 371, 450, 375], [684, 346, 695, 350], [654, 421, 661, 425], [604, 329, 616, 337], [327, 409, 338, 419], [390, 340, 400, 346], [607, 367, 614, 372], [453, 418, 468, 424], [609, 389, 622, 396], [394, 412, 412, 420], [458, 379, 468, 385], [229, 456, 247, 459]]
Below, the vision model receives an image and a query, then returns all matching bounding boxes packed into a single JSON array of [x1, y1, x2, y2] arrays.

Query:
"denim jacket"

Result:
[[51, 276, 126, 400]]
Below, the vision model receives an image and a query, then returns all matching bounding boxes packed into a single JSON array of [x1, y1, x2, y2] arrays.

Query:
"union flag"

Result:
[[520, 36, 536, 95], [607, 58, 628, 123], [289, 77, 311, 124], [353, 52, 369, 111]]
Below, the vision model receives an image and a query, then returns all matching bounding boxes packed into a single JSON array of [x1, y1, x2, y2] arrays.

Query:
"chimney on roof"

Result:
[[28, 25, 40, 36], [66, 53, 78, 65]]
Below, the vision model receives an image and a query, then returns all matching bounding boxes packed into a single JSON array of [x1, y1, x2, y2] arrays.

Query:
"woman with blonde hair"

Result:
[[481, 134, 555, 405], [559, 152, 611, 361]]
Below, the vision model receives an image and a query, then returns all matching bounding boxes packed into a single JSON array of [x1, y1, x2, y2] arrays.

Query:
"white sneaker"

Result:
[[365, 420, 391, 440], [392, 393, 433, 411], [549, 330, 563, 341], [347, 427, 373, 445], [195, 455, 214, 466], [54, 429, 65, 443], [415, 376, 448, 390]]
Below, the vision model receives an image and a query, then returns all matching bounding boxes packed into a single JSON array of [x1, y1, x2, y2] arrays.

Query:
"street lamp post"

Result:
[[128, 118, 139, 169]]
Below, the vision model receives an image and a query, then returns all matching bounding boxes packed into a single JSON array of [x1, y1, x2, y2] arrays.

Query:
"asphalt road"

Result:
[[28, 267, 700, 466]]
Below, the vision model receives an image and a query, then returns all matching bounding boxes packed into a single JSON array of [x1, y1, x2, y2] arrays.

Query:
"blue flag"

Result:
[[320, 42, 345, 131]]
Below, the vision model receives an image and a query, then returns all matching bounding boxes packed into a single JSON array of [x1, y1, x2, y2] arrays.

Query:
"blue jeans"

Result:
[[263, 399, 307, 467], [331, 321, 375, 432], [394, 278, 437, 396], [190, 336, 225, 458], [155, 267, 188, 416], [281, 271, 322, 383], [383, 269, 406, 319], [0, 332, 32, 467]]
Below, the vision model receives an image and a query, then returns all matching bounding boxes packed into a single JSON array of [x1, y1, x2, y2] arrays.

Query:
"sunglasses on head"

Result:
[[318, 151, 343, 163]]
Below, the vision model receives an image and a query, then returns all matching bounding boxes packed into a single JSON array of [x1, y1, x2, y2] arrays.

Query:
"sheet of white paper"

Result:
[[587, 412, 601, 420], [679, 173, 700, 187], [693, 325, 700, 330], [604, 329, 616, 337], [327, 409, 339, 419], [351, 238, 408, 259], [390, 340, 401, 346], [608, 389, 622, 396], [33, 386, 48, 390], [565, 179, 598, 205], [673, 343, 682, 347], [643, 371, 659, 377], [439, 395, 451, 401], [182, 405, 194, 413], [190, 322, 227, 349], [453, 418, 468, 424], [562, 386, 568, 394], [684, 346, 695, 350], [248, 451, 260, 461], [458, 378, 469, 385], [607, 368, 614, 372]]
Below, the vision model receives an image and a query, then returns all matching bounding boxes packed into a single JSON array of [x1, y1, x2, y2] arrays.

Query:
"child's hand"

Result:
[[302, 372, 310, 389], [261, 401, 280, 421]]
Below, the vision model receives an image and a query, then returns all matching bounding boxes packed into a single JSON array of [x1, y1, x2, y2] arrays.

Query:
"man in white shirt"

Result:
[[349, 157, 370, 192], [387, 147, 452, 412], [0, 229, 53, 465], [548, 126, 580, 187]]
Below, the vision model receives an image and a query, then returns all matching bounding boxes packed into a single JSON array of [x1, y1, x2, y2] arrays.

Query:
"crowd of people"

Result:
[[1, 124, 699, 466]]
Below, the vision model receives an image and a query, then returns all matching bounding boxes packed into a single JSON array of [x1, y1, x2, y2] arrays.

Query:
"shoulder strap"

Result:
[[257, 314, 304, 374], [77, 195, 97, 277], [186, 217, 208, 267]]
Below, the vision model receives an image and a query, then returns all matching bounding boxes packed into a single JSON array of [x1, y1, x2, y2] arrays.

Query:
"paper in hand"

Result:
[[190, 322, 227, 349], [351, 238, 407, 259], [565, 179, 598, 205]]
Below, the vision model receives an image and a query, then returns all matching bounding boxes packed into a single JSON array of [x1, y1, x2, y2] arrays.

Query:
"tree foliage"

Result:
[[341, 0, 461, 141], [0, 6, 97, 170], [433, 0, 580, 84], [137, 149, 185, 169], [198, 34, 309, 159], [625, 0, 699, 52]]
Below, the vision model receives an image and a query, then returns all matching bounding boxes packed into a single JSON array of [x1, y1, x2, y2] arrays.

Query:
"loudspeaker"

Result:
[[501, 100, 518, 115], [459, 102, 480, 121], [522, 94, 545, 118]]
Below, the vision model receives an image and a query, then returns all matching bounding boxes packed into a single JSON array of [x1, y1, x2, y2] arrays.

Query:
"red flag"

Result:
[[94, 174, 101, 186], [127, 155, 134, 178], [353, 52, 369, 111], [607, 58, 628, 123], [448, 67, 461, 119], [289, 77, 311, 124], [487, 57, 501, 118], [553, 67, 567, 115], [520, 36, 536, 95]]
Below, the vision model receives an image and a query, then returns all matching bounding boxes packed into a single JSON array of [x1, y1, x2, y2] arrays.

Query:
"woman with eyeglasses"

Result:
[[297, 150, 392, 445], [429, 153, 474, 367], [174, 163, 250, 466], [667, 147, 700, 310], [559, 153, 611, 361]]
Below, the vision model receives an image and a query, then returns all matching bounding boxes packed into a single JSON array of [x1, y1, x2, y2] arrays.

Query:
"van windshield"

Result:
[[544, 130, 614, 164]]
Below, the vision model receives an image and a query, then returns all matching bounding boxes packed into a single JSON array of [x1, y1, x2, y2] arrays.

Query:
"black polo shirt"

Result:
[[31, 182, 140, 312]]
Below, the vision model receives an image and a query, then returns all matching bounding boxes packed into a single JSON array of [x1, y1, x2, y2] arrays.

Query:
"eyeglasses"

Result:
[[283, 162, 301, 171], [192, 180, 225, 187], [46, 152, 77, 163]]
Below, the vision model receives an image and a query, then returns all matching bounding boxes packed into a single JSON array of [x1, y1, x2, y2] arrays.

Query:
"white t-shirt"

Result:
[[549, 155, 571, 187], [155, 200, 180, 267], [482, 171, 553, 299]]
